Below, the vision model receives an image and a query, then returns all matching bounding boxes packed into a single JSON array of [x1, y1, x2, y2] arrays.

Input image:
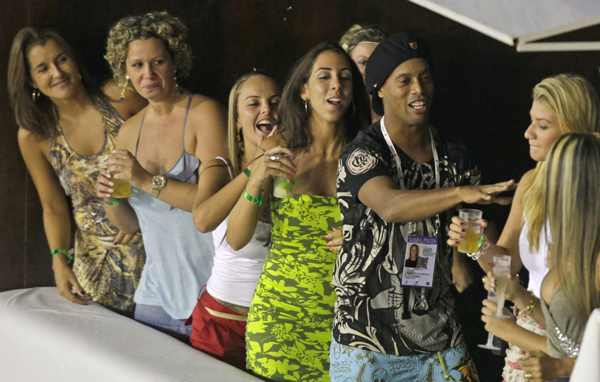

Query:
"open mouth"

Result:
[[327, 97, 342, 106], [408, 100, 427, 113], [256, 120, 275, 134]]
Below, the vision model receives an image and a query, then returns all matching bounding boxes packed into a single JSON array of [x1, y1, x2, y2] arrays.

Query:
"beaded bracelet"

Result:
[[105, 199, 120, 206], [520, 293, 537, 316], [52, 248, 74, 262], [243, 188, 262, 206], [243, 168, 251, 178], [466, 234, 489, 260]]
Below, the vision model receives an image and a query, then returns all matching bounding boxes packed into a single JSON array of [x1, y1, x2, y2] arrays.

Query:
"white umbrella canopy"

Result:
[[409, 0, 600, 51]]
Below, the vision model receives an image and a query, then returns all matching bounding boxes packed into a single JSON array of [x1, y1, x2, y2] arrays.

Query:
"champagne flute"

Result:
[[491, 254, 512, 318], [478, 289, 501, 351]]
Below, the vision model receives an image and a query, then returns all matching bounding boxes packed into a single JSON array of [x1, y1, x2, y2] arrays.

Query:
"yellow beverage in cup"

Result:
[[458, 226, 481, 253], [457, 209, 483, 253], [112, 178, 131, 198]]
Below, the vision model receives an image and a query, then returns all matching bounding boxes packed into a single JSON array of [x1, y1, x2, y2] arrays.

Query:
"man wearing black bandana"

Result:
[[330, 33, 513, 382]]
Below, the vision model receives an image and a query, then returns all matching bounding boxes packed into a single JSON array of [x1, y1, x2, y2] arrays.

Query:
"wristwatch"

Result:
[[151, 175, 167, 198]]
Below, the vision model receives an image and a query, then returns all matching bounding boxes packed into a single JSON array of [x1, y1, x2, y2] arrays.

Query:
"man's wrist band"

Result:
[[243, 168, 251, 178], [52, 248, 74, 262], [243, 188, 262, 206], [105, 199, 120, 205]]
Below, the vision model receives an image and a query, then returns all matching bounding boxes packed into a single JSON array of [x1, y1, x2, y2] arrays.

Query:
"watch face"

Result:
[[152, 176, 166, 188]]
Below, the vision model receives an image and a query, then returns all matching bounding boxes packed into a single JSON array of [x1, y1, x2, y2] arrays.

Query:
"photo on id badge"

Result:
[[401, 236, 437, 287]]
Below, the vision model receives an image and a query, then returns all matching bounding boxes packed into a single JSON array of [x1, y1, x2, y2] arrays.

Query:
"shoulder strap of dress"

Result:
[[215, 156, 234, 180], [134, 108, 148, 157], [181, 94, 195, 150]]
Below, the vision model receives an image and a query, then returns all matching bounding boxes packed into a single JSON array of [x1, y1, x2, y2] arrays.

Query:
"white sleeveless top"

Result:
[[519, 220, 550, 298], [206, 217, 271, 307]]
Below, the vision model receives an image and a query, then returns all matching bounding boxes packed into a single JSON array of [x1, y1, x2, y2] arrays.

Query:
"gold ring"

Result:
[[524, 373, 532, 379], [482, 277, 486, 283]]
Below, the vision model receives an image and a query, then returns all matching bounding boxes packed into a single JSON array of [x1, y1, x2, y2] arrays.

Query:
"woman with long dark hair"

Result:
[[227, 42, 370, 381], [8, 27, 147, 314]]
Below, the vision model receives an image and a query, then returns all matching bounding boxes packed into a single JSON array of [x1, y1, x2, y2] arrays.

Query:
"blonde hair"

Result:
[[105, 11, 192, 86], [523, 74, 600, 251], [227, 71, 278, 176], [339, 24, 387, 54], [541, 133, 600, 316]]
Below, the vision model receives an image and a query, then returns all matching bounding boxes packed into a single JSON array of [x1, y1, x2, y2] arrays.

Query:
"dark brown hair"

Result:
[[279, 42, 370, 151], [7, 26, 101, 138]]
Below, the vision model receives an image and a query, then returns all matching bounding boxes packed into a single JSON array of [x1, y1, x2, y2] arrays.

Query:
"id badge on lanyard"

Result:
[[380, 117, 440, 288]]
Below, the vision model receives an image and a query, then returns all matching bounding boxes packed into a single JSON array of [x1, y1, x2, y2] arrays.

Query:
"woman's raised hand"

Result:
[[247, 146, 296, 189], [447, 216, 487, 247]]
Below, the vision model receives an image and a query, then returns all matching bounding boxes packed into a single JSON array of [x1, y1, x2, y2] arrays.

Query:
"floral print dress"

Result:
[[245, 194, 340, 381], [49, 98, 145, 315]]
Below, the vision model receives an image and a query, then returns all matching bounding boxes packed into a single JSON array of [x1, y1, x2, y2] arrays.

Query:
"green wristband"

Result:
[[105, 199, 120, 206], [243, 168, 251, 178], [52, 248, 73, 261], [477, 234, 486, 249], [243, 188, 262, 206]]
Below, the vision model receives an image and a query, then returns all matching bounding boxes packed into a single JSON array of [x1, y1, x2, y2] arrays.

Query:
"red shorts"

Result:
[[186, 291, 247, 370]]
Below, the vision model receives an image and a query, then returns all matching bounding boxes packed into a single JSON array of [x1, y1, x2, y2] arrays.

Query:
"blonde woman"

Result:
[[339, 24, 387, 122], [187, 71, 281, 369], [8, 27, 146, 315], [449, 74, 600, 382], [96, 11, 229, 341], [519, 133, 600, 381]]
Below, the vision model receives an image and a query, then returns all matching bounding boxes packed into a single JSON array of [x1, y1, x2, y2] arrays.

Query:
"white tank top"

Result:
[[519, 220, 550, 298], [206, 216, 271, 307]]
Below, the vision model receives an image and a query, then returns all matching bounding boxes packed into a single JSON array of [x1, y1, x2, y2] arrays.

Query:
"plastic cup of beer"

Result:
[[491, 254, 512, 318], [457, 209, 483, 253], [111, 178, 131, 198]]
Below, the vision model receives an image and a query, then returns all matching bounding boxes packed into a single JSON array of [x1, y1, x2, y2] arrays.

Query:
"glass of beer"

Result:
[[111, 178, 131, 198], [491, 254, 512, 318], [457, 209, 483, 253]]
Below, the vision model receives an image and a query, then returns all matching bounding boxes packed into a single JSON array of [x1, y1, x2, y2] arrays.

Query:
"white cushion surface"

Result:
[[0, 287, 260, 382]]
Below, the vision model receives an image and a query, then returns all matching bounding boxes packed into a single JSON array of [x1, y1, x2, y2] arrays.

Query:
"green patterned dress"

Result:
[[246, 195, 340, 381], [49, 98, 145, 315]]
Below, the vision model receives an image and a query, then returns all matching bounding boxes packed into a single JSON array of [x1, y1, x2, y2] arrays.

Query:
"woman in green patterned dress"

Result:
[[8, 27, 147, 315], [227, 42, 370, 381]]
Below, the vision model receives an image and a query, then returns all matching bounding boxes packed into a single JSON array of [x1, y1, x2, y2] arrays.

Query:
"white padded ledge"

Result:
[[0, 287, 260, 382]]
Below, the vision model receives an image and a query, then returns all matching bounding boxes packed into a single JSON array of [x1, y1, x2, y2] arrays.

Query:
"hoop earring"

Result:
[[350, 100, 356, 118], [32, 89, 40, 102], [237, 128, 245, 155], [120, 75, 129, 102]]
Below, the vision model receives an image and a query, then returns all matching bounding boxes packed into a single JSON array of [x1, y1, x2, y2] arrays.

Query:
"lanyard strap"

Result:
[[380, 116, 441, 236]]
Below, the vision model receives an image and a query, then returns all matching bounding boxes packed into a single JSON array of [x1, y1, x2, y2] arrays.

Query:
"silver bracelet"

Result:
[[466, 235, 489, 260]]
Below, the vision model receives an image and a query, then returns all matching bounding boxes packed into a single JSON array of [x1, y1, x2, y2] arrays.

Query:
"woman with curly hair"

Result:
[[8, 26, 147, 315], [227, 42, 370, 381], [97, 11, 229, 341], [339, 24, 387, 122]]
